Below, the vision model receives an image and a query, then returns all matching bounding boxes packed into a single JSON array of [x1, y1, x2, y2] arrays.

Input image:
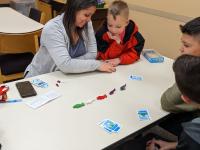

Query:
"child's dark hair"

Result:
[[63, 0, 97, 45], [173, 54, 200, 104], [108, 0, 129, 20], [180, 17, 200, 39]]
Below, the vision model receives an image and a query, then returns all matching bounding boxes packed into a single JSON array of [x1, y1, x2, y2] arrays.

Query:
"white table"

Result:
[[0, 56, 174, 150], [0, 7, 43, 34]]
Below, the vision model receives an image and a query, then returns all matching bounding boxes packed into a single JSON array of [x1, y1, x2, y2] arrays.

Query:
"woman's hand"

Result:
[[105, 58, 120, 67], [97, 62, 116, 73], [146, 138, 177, 150]]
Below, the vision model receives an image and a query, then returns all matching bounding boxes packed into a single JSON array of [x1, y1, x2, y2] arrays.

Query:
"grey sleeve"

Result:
[[160, 83, 199, 113], [42, 21, 101, 73]]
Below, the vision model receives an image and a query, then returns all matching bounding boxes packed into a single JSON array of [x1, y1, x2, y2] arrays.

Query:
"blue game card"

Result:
[[99, 119, 121, 133], [32, 79, 48, 88], [137, 109, 150, 121], [129, 75, 143, 81]]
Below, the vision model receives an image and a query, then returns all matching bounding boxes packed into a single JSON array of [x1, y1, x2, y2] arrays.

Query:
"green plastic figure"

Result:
[[73, 102, 85, 109]]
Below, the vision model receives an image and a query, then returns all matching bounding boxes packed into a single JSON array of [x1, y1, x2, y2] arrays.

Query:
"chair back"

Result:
[[29, 7, 45, 24], [0, 32, 39, 83], [92, 8, 108, 32], [0, 32, 39, 54]]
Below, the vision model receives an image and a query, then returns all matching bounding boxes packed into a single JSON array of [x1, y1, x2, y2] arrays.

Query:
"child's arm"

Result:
[[119, 32, 145, 64], [105, 58, 121, 67], [97, 32, 145, 64]]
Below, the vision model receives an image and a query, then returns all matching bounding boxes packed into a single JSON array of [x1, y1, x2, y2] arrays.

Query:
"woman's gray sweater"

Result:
[[25, 14, 101, 78]]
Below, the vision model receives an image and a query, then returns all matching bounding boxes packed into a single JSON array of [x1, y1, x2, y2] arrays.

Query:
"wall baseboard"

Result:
[[129, 4, 192, 23]]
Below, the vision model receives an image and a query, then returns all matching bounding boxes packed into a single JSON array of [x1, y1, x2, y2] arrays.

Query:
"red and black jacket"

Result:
[[95, 20, 145, 64]]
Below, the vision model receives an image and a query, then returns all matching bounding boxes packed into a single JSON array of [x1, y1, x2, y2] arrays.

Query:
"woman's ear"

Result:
[[181, 95, 192, 104]]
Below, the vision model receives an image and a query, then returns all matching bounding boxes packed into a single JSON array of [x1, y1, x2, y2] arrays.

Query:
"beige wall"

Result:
[[109, 0, 200, 59], [130, 10, 182, 59], [126, 0, 200, 17]]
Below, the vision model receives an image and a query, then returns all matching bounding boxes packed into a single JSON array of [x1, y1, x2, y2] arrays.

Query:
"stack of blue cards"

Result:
[[137, 109, 151, 121], [32, 79, 48, 88], [99, 119, 121, 133], [142, 49, 164, 63]]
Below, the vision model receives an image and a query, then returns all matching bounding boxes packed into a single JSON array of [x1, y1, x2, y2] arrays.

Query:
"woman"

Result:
[[25, 0, 116, 78]]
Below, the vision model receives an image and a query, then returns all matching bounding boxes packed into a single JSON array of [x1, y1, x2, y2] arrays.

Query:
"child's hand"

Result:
[[97, 62, 116, 73], [146, 138, 157, 150], [105, 58, 120, 67], [146, 139, 177, 150], [107, 32, 121, 44]]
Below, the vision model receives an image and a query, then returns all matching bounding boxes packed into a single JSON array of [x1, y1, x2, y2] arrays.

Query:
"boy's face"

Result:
[[107, 14, 128, 36], [180, 33, 200, 56]]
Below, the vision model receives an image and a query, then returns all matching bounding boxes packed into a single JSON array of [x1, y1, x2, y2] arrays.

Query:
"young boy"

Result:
[[146, 55, 200, 150], [121, 55, 200, 150], [95, 0, 145, 66], [161, 17, 200, 113]]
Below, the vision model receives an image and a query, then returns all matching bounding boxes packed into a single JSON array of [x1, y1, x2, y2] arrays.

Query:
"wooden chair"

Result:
[[0, 32, 39, 83], [91, 8, 108, 33], [29, 7, 45, 24], [36, 0, 53, 24], [0, 0, 11, 7]]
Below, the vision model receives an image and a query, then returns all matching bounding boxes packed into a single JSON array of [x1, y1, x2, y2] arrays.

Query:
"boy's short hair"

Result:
[[180, 17, 200, 40], [173, 54, 200, 104], [108, 0, 129, 20]]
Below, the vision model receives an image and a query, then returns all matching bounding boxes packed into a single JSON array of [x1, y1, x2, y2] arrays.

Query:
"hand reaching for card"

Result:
[[105, 58, 121, 67], [97, 62, 116, 73]]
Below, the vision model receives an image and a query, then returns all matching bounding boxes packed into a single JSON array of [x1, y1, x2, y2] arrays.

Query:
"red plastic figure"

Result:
[[97, 94, 107, 100], [0, 85, 9, 101]]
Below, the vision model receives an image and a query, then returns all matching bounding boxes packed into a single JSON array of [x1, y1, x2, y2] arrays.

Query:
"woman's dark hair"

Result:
[[63, 0, 97, 45]]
